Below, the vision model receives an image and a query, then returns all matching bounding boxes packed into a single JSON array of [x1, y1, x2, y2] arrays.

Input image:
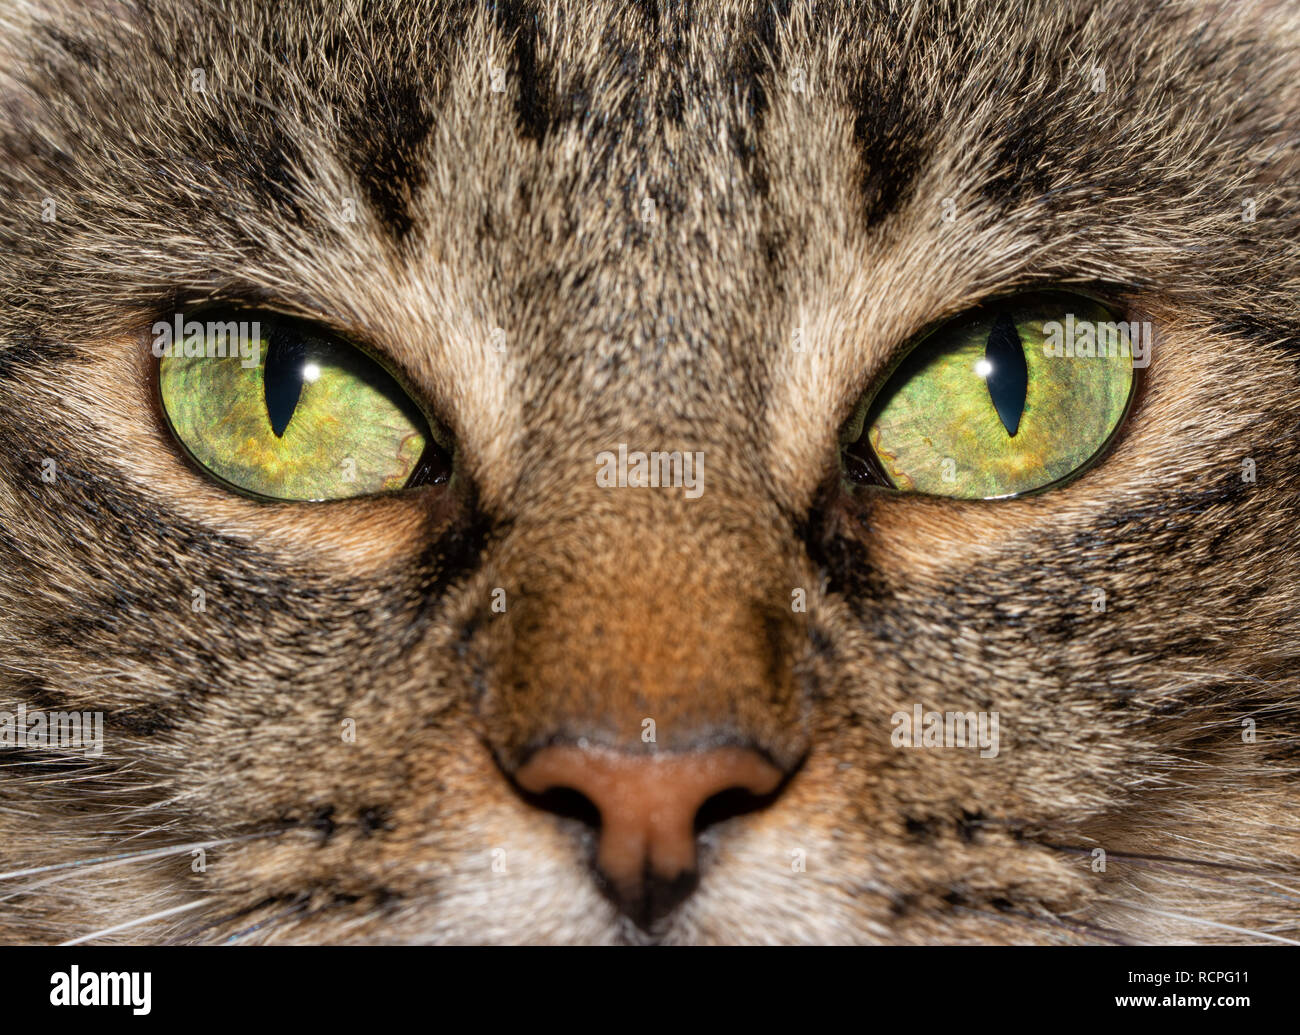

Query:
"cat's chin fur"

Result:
[[1, 0, 1299, 945]]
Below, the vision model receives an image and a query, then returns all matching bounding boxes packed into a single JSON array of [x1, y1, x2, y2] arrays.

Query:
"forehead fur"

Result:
[[0, 0, 1296, 517]]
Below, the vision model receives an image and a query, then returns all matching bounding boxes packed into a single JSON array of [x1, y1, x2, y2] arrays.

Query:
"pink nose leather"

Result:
[[516, 745, 783, 897]]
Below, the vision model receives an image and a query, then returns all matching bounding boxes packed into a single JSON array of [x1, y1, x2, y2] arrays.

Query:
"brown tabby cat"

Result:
[[0, 0, 1298, 945]]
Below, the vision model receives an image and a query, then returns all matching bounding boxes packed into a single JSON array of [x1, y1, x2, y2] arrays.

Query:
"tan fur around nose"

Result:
[[481, 490, 809, 770]]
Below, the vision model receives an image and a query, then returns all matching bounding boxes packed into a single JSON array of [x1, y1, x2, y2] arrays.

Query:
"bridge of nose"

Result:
[[482, 500, 808, 771]]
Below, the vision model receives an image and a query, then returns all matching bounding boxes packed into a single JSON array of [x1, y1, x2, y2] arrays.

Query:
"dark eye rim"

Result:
[[839, 287, 1148, 501], [150, 305, 455, 504]]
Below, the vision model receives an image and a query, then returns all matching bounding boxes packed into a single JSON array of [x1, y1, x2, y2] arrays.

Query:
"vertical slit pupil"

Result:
[[984, 311, 1028, 437], [263, 332, 307, 438]]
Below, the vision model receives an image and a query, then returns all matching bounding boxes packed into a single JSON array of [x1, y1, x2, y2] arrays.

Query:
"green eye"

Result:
[[843, 293, 1139, 499], [158, 314, 448, 501]]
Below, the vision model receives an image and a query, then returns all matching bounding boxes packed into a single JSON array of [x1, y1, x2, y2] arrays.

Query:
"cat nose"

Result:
[[515, 743, 785, 928]]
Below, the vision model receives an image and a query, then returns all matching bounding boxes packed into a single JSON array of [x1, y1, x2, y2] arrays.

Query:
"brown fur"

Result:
[[1, 0, 1299, 943]]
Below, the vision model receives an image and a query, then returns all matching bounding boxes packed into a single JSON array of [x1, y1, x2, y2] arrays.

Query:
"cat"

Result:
[[0, 0, 1298, 945]]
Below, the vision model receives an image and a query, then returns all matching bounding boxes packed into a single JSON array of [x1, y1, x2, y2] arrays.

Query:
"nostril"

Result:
[[693, 782, 785, 838], [517, 783, 603, 833]]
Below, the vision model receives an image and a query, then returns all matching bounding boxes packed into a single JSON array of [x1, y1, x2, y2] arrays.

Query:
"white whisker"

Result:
[[60, 898, 214, 946], [0, 830, 285, 882], [1107, 900, 1300, 945]]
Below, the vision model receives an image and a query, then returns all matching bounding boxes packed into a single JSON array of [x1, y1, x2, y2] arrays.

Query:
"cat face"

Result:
[[1, 0, 1298, 944]]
